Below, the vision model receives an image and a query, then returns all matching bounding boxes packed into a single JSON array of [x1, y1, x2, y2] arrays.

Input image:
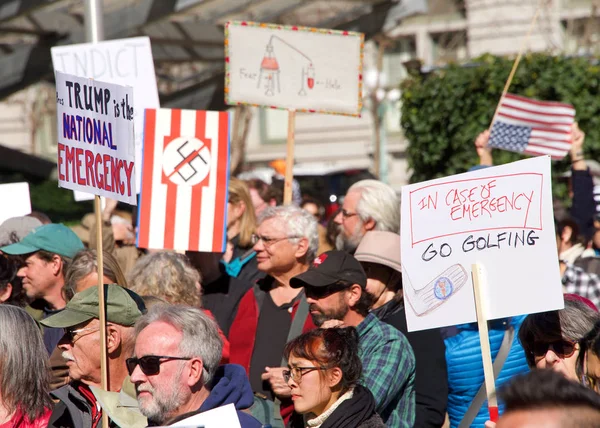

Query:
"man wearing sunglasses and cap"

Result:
[[41, 283, 145, 428], [291, 250, 416, 427], [129, 304, 261, 427]]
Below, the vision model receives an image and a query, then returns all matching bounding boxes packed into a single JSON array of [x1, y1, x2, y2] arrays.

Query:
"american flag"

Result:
[[488, 93, 575, 160]]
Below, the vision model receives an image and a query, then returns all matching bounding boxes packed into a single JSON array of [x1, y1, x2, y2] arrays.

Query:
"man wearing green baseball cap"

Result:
[[0, 223, 84, 354], [42, 283, 146, 428]]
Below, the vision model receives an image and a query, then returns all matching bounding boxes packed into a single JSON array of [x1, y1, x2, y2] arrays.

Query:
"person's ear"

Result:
[[327, 367, 343, 389], [0, 284, 12, 303], [346, 284, 362, 307], [294, 237, 310, 260], [51, 255, 62, 276], [187, 357, 204, 388], [106, 325, 122, 354], [363, 217, 376, 231]]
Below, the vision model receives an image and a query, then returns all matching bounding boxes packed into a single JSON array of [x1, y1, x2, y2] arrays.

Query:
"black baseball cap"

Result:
[[290, 250, 367, 289]]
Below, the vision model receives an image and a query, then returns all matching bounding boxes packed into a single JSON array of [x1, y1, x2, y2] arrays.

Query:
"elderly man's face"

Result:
[[334, 191, 366, 252], [130, 321, 191, 425], [253, 217, 302, 274], [58, 319, 102, 386]]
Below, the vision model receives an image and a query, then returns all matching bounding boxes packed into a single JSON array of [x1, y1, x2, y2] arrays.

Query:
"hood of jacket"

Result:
[[200, 364, 254, 413]]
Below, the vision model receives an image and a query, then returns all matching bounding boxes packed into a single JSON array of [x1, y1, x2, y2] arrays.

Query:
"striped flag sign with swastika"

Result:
[[137, 109, 230, 252]]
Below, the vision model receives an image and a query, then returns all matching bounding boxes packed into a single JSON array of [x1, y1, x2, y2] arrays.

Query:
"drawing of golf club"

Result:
[[404, 263, 468, 317]]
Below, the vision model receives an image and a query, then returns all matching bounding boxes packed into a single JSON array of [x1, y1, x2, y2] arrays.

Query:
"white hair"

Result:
[[348, 179, 400, 233], [258, 205, 319, 262]]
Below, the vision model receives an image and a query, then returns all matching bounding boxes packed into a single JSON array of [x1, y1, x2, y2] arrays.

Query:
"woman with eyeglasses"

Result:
[[0, 305, 53, 427], [519, 295, 600, 380], [284, 327, 384, 428]]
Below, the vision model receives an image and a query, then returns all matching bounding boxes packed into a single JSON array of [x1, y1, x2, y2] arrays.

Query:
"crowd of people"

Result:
[[1, 125, 600, 428]]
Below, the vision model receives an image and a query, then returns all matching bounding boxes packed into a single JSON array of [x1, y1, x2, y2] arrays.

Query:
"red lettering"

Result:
[[103, 154, 112, 191], [57, 143, 65, 181], [450, 204, 462, 221], [65, 146, 76, 183], [123, 161, 134, 197], [468, 186, 477, 203], [111, 156, 120, 195], [84, 150, 95, 187], [95, 154, 103, 189], [75, 148, 85, 185]]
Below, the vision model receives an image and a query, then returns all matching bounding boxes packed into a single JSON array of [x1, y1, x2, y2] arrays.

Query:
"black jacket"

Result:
[[288, 385, 384, 428], [372, 298, 448, 428], [48, 382, 116, 428]]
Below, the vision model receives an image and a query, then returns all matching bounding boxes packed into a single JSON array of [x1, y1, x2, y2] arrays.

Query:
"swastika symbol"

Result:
[[162, 136, 211, 186]]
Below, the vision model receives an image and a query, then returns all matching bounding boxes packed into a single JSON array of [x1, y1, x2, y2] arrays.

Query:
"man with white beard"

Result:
[[334, 180, 400, 253], [128, 304, 261, 427], [41, 284, 144, 428]]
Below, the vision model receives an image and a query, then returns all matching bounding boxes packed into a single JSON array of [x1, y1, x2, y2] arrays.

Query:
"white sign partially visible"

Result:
[[226, 21, 364, 116], [0, 183, 31, 224], [55, 71, 136, 205], [401, 156, 564, 332], [51, 37, 159, 197], [160, 403, 241, 428]]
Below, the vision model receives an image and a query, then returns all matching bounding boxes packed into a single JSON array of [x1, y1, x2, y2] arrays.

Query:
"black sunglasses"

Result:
[[126, 355, 192, 376], [531, 339, 577, 360]]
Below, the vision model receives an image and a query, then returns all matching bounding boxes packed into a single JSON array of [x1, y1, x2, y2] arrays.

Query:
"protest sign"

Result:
[[52, 37, 159, 196], [0, 183, 31, 224], [401, 156, 563, 332], [137, 108, 230, 252], [225, 21, 363, 117], [55, 71, 136, 205], [154, 403, 241, 427]]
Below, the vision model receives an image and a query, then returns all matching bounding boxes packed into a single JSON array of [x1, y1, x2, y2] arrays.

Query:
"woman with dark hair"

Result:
[[0, 255, 27, 306], [284, 327, 384, 428], [0, 305, 53, 426], [519, 295, 600, 380]]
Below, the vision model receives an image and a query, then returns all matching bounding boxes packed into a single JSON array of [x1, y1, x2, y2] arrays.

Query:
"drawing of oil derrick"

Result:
[[404, 264, 468, 317], [257, 35, 315, 97]]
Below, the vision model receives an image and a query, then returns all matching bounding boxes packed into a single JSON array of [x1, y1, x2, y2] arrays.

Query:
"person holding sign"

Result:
[[41, 284, 144, 428], [290, 250, 416, 428]]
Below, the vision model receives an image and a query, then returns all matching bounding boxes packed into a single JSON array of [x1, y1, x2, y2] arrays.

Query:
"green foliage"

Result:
[[29, 180, 93, 224], [401, 53, 600, 201]]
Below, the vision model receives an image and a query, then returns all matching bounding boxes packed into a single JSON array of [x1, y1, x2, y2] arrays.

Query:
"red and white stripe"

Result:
[[137, 108, 230, 252], [498, 93, 575, 133]]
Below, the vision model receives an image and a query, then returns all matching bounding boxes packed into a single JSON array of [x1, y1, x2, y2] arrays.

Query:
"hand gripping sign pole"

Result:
[[84, 1, 109, 427], [471, 263, 499, 423]]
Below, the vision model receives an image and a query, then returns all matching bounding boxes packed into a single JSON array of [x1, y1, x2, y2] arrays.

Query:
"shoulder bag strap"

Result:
[[458, 326, 515, 428]]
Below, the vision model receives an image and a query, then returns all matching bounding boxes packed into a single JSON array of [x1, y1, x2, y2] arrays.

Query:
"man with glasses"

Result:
[[228, 206, 319, 424], [129, 304, 261, 427], [41, 283, 144, 428], [334, 179, 400, 253], [291, 250, 416, 428]]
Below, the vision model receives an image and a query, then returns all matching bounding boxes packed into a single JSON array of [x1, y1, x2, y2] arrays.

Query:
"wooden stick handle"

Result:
[[94, 196, 109, 397], [283, 109, 296, 205], [488, 2, 543, 132], [471, 263, 499, 421]]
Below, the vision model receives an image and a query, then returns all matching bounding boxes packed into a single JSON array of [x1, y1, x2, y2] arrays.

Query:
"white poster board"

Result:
[[55, 71, 136, 205], [401, 156, 564, 332], [51, 37, 159, 197], [0, 183, 31, 224], [159, 403, 241, 428], [225, 21, 364, 116]]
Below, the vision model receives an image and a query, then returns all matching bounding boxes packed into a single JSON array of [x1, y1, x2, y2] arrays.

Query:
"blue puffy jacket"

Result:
[[444, 316, 529, 428]]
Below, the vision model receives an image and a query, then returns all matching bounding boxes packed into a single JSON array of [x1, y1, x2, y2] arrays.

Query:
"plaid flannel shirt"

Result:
[[562, 263, 600, 308], [356, 312, 416, 428]]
